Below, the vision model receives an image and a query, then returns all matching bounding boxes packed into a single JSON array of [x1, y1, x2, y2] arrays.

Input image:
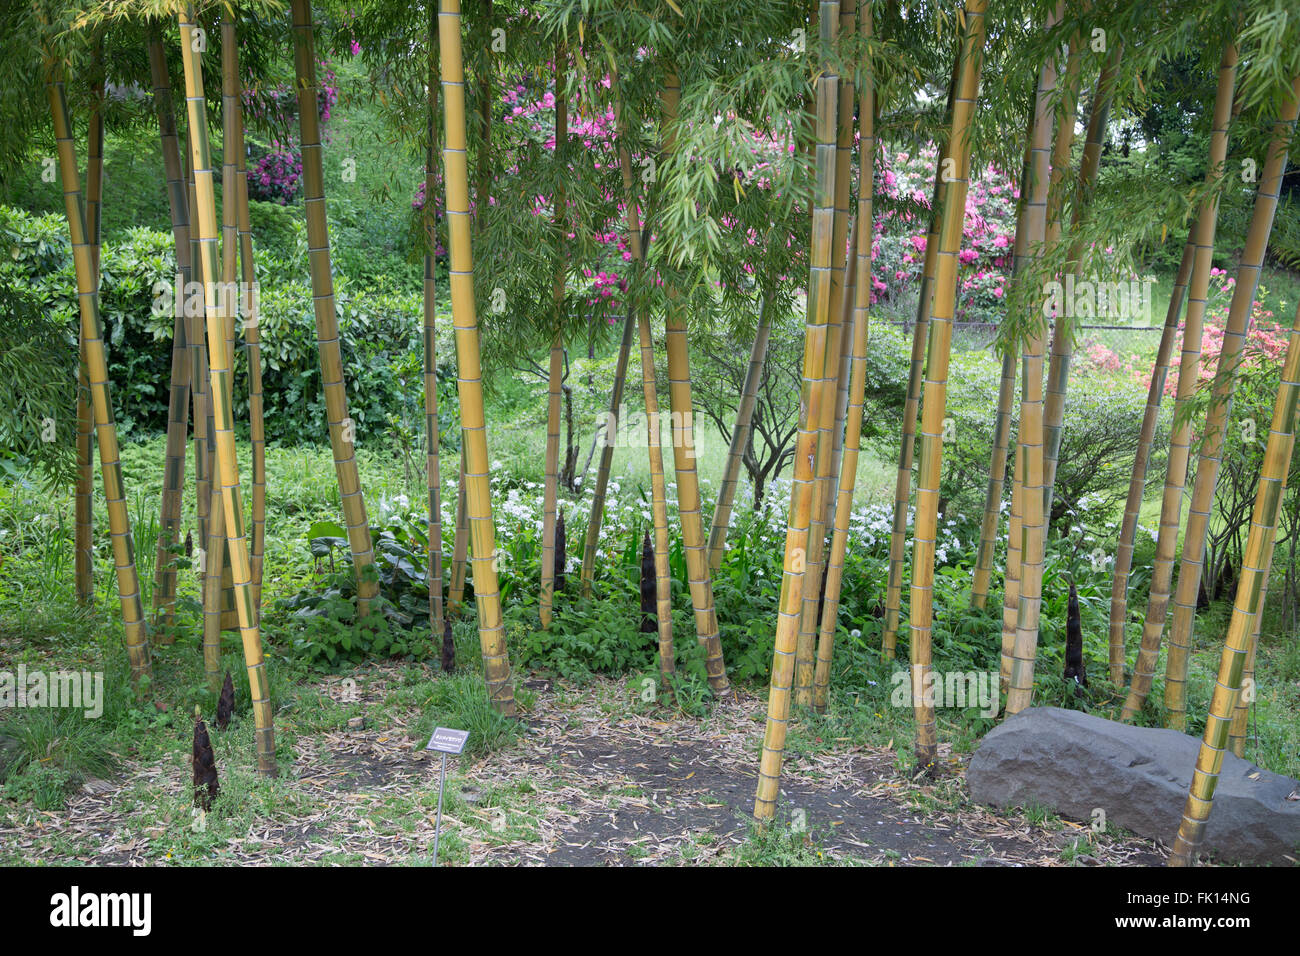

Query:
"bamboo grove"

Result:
[[10, 0, 1300, 867]]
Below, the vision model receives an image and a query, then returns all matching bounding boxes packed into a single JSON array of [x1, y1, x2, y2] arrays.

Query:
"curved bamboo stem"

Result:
[[47, 69, 152, 684], [1004, 13, 1062, 717], [1107, 231, 1195, 683], [147, 30, 193, 633], [438, 0, 515, 714], [291, 0, 379, 618], [613, 82, 674, 687], [1122, 40, 1239, 720], [178, 6, 275, 773], [814, 9, 873, 712], [795, 0, 858, 706], [540, 41, 568, 629], [229, 35, 267, 615], [971, 349, 1015, 609], [1163, 76, 1300, 729], [706, 296, 772, 572], [450, 448, 469, 608], [1041, 44, 1119, 523], [660, 69, 729, 698], [1169, 297, 1300, 866], [423, 0, 446, 648], [908, 0, 987, 756], [756, 1, 846, 820]]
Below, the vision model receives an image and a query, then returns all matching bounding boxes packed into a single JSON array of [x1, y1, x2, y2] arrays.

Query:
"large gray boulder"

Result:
[[967, 707, 1300, 865]]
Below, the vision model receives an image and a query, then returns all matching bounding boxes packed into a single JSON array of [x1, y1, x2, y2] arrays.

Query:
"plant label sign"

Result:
[[426, 727, 469, 755]]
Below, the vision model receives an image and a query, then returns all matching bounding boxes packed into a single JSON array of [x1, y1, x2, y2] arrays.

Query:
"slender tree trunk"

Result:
[[147, 30, 192, 633], [46, 68, 152, 684], [578, 311, 637, 595], [755, 1, 848, 820], [1163, 75, 1299, 728], [177, 5, 275, 773], [438, 0, 515, 714], [1123, 40, 1239, 720], [291, 0, 379, 617], [1108, 231, 1195, 683], [814, 5, 873, 712], [906, 0, 987, 758], [1004, 13, 1063, 717], [1169, 296, 1300, 866], [971, 349, 1015, 608], [186, 145, 213, 598], [660, 69, 730, 697], [423, 0, 446, 649], [541, 333, 564, 627], [614, 82, 674, 686], [450, 447, 469, 608], [540, 41, 567, 629], [1041, 44, 1120, 522], [706, 294, 773, 571]]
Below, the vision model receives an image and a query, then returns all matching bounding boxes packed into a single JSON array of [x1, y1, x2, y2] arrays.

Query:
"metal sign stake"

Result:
[[433, 752, 447, 865], [425, 726, 469, 866]]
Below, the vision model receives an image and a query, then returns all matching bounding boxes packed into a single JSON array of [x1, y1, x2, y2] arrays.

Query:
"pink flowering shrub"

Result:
[[870, 143, 1017, 321], [249, 141, 304, 205], [242, 60, 339, 205], [1140, 271, 1288, 396]]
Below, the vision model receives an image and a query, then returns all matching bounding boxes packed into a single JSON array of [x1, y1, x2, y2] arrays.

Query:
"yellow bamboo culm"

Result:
[[291, 0, 379, 619], [438, 0, 516, 715], [1169, 296, 1300, 866], [1036, 32, 1082, 525], [795, 0, 857, 706], [1164, 75, 1300, 729], [910, 0, 988, 757], [1005, 24, 1063, 717], [1107, 231, 1195, 683], [147, 30, 193, 634], [814, 0, 875, 711], [178, 5, 276, 774], [881, 172, 943, 652], [755, 1, 843, 822], [1123, 40, 1239, 720], [185, 147, 213, 586], [540, 41, 568, 630], [46, 70, 152, 684], [230, 40, 268, 615], [660, 70, 730, 698], [1227, 538, 1279, 756], [996, 122, 1037, 687]]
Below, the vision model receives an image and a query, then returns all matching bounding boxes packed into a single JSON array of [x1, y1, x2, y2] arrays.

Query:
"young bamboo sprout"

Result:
[[192, 706, 219, 811], [216, 671, 235, 730]]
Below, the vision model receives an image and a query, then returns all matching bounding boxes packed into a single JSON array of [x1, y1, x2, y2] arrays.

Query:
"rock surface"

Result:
[[967, 707, 1300, 865]]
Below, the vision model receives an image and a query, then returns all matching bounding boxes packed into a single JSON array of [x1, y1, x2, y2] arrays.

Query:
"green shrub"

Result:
[[0, 203, 436, 446]]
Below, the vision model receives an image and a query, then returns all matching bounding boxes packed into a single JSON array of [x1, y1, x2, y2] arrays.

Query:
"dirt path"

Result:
[[0, 669, 1167, 866]]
